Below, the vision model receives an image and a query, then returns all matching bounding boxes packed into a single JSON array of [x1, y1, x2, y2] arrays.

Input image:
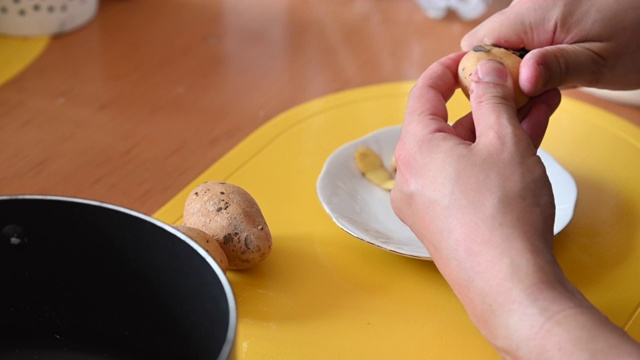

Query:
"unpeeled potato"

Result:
[[458, 44, 529, 108], [173, 224, 229, 273], [183, 182, 272, 270]]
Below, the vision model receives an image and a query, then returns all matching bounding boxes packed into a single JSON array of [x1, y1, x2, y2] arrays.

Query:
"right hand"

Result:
[[461, 0, 640, 96]]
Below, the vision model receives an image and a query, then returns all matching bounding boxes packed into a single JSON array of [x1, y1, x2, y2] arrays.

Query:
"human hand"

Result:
[[391, 53, 640, 358], [461, 0, 640, 96], [390, 53, 568, 354], [391, 53, 561, 279]]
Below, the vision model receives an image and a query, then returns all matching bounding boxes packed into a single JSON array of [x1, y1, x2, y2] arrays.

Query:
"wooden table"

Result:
[[2, 0, 638, 216]]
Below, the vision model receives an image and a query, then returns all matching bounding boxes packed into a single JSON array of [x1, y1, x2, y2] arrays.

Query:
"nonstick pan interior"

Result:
[[0, 196, 236, 359]]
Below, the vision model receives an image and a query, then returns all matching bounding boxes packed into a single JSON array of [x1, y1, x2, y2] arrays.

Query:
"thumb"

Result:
[[469, 59, 526, 148], [520, 43, 608, 95]]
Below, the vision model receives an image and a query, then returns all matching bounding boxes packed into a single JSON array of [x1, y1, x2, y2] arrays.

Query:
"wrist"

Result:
[[447, 252, 639, 359], [437, 243, 588, 357], [486, 271, 590, 358]]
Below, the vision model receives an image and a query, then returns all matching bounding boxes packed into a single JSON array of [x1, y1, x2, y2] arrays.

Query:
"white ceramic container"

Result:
[[0, 0, 99, 37]]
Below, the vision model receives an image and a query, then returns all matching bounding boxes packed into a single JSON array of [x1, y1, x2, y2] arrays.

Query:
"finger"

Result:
[[468, 59, 525, 149], [519, 44, 608, 95], [517, 89, 561, 148], [404, 52, 466, 136], [450, 112, 476, 142], [450, 88, 560, 147], [395, 52, 467, 191], [461, 2, 546, 52]]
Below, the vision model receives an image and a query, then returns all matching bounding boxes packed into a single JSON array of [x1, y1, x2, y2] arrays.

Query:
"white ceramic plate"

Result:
[[317, 126, 578, 260]]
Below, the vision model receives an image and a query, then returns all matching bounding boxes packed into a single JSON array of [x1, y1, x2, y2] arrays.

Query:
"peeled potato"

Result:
[[173, 224, 229, 273], [354, 146, 394, 190], [458, 44, 529, 108]]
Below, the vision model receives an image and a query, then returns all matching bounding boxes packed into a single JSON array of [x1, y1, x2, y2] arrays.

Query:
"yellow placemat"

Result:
[[0, 35, 50, 86], [154, 82, 640, 358]]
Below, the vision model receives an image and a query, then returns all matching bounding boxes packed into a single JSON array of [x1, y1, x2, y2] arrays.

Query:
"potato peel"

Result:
[[364, 167, 392, 185], [380, 179, 395, 191], [355, 146, 384, 172], [354, 146, 395, 191]]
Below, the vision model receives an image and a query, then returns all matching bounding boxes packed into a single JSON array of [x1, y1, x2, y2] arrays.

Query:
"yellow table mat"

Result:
[[154, 82, 640, 358], [0, 35, 49, 86]]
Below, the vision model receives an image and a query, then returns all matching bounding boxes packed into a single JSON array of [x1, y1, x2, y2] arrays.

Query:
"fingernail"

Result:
[[475, 59, 508, 84], [534, 64, 547, 93]]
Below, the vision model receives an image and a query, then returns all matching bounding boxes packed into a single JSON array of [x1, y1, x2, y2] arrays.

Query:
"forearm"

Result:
[[529, 304, 640, 360], [435, 234, 640, 359]]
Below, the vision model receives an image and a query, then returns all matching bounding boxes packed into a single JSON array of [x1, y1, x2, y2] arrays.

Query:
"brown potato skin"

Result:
[[173, 225, 229, 273], [183, 182, 272, 270], [458, 44, 529, 108]]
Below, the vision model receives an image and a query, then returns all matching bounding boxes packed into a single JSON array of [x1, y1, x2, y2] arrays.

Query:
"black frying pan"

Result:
[[0, 195, 236, 359]]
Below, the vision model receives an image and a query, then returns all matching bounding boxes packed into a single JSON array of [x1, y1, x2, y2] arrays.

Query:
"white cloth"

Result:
[[415, 0, 492, 21]]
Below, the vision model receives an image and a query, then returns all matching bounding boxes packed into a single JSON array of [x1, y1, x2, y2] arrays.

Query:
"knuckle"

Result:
[[471, 84, 515, 108]]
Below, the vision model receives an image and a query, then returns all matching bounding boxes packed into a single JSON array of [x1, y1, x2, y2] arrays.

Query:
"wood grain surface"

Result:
[[1, 0, 638, 214]]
